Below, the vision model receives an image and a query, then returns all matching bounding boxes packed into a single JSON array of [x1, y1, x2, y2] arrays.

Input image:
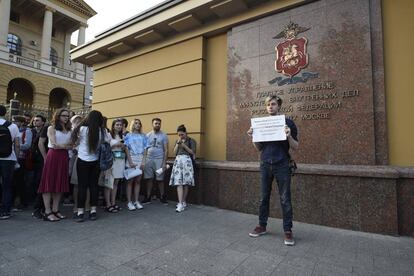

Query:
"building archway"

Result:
[[49, 88, 71, 110], [7, 78, 34, 105]]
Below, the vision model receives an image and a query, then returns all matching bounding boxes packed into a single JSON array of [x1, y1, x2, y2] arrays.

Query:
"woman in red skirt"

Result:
[[38, 108, 72, 222]]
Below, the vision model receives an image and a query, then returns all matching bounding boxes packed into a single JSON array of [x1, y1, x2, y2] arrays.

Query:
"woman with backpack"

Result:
[[72, 110, 108, 222], [38, 108, 72, 222], [169, 124, 196, 213], [104, 119, 134, 213]]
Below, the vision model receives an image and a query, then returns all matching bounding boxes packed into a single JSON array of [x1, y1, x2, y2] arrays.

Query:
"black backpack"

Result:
[[98, 129, 113, 171], [0, 121, 13, 158]]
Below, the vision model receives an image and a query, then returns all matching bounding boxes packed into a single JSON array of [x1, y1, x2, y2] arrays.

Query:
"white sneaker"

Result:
[[182, 202, 187, 208], [175, 203, 184, 213], [134, 201, 143, 210], [127, 202, 136, 211]]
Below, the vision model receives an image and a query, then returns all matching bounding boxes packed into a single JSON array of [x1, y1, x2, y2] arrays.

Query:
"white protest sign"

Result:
[[251, 115, 286, 142]]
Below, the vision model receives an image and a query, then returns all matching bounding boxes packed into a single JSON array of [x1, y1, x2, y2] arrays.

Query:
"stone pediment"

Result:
[[57, 0, 97, 18]]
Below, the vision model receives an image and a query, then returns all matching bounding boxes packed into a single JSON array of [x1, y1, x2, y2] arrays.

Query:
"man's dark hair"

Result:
[[0, 105, 6, 116], [35, 114, 46, 123], [152, 118, 161, 123], [24, 113, 32, 118]]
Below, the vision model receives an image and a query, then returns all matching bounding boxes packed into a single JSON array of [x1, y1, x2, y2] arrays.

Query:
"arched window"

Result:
[[7, 33, 22, 56], [50, 48, 58, 66]]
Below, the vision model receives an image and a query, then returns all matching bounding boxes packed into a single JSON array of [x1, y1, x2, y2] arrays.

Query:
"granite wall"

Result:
[[227, 0, 387, 165]]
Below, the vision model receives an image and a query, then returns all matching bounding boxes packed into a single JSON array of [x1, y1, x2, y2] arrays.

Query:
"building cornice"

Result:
[[57, 0, 97, 17], [71, 0, 309, 66]]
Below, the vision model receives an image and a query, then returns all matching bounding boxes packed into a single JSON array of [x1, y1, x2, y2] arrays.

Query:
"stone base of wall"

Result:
[[164, 161, 414, 237]]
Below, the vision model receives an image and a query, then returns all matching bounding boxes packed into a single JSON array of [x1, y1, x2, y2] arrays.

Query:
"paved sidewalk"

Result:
[[0, 202, 413, 276]]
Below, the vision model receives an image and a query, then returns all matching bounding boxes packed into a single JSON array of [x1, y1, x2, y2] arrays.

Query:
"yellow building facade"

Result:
[[72, 0, 414, 236]]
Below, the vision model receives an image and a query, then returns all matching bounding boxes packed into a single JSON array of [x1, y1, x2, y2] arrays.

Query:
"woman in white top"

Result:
[[38, 108, 72, 222], [72, 110, 106, 222]]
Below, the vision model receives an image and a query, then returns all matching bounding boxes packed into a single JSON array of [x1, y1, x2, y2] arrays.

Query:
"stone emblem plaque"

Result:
[[227, 0, 386, 165]]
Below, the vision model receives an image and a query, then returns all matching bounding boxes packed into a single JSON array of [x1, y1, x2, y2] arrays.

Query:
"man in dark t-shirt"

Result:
[[247, 95, 299, 246]]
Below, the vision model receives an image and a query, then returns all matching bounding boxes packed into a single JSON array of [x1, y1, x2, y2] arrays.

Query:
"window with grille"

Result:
[[50, 48, 58, 66], [7, 33, 22, 56]]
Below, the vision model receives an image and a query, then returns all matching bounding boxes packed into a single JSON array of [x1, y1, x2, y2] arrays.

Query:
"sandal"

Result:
[[53, 211, 66, 219], [105, 206, 118, 213], [43, 213, 60, 222], [114, 205, 121, 211]]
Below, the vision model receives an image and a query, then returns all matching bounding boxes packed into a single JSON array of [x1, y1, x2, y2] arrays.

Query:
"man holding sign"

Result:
[[247, 95, 298, 246]]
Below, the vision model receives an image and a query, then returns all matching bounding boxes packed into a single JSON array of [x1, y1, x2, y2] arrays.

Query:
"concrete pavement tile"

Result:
[[0, 241, 29, 261], [351, 266, 376, 276], [316, 257, 354, 273], [196, 248, 249, 275], [92, 252, 139, 270], [163, 245, 220, 274], [146, 268, 175, 275], [280, 256, 317, 271], [351, 252, 374, 270], [125, 253, 166, 274], [305, 245, 328, 257], [319, 248, 356, 267], [102, 265, 140, 276], [313, 260, 353, 276], [0, 254, 8, 266], [150, 236, 201, 263], [161, 255, 205, 276], [22, 238, 76, 262], [230, 254, 282, 276], [188, 270, 208, 275], [117, 233, 160, 252], [38, 248, 97, 272], [271, 263, 313, 276], [226, 236, 262, 254], [0, 256, 41, 276], [372, 270, 407, 276], [39, 261, 107, 276], [200, 237, 233, 253], [373, 255, 414, 275], [253, 237, 290, 257]]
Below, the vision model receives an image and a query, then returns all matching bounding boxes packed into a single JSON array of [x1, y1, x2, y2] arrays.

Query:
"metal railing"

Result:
[[1, 101, 91, 121], [1, 49, 85, 82]]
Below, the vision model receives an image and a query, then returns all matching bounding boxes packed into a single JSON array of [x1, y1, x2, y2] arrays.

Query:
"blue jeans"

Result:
[[259, 159, 293, 232], [0, 160, 16, 213]]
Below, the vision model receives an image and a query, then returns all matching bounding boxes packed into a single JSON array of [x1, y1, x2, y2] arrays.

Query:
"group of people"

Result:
[[1, 94, 299, 246], [0, 105, 197, 222]]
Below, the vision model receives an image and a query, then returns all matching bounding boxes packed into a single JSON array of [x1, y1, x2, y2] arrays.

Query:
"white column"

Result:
[[63, 31, 71, 69], [40, 7, 54, 65], [75, 24, 87, 76], [77, 25, 86, 46], [0, 0, 11, 58]]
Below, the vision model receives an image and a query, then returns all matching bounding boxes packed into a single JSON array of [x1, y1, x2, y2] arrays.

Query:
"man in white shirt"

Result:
[[0, 105, 20, 219]]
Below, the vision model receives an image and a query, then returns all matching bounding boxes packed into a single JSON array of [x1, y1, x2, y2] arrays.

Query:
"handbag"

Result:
[[124, 167, 142, 180]]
